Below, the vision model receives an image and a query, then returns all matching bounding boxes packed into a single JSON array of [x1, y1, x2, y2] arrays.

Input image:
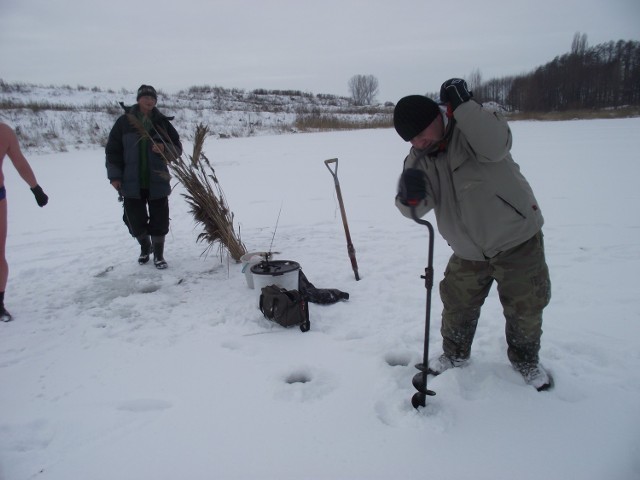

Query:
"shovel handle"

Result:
[[324, 158, 339, 184], [324, 157, 360, 281]]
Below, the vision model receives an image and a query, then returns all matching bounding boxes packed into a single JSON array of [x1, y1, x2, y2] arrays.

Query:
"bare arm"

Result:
[[0, 124, 38, 188], [0, 123, 48, 206]]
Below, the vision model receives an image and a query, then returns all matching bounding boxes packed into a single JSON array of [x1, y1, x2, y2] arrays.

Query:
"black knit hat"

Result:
[[137, 84, 157, 101], [393, 95, 440, 141]]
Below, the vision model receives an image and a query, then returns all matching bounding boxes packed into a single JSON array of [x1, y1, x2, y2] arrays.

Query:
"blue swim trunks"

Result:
[[0, 186, 5, 201]]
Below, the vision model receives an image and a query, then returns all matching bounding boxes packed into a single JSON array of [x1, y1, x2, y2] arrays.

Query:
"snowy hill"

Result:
[[1, 115, 639, 479], [0, 81, 392, 154]]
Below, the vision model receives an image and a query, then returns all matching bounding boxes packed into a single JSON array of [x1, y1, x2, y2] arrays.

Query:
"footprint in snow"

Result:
[[0, 418, 55, 452], [274, 367, 336, 402], [384, 352, 412, 367], [116, 399, 173, 412]]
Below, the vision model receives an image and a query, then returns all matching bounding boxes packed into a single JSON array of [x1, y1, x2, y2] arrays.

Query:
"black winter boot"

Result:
[[0, 292, 12, 322], [137, 235, 153, 265], [151, 235, 167, 269], [0, 305, 12, 322]]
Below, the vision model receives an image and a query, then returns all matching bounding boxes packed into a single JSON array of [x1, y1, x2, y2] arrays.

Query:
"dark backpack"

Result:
[[259, 285, 310, 332]]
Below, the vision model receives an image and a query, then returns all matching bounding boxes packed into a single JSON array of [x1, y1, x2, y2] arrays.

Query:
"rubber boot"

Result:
[[151, 235, 168, 269], [137, 235, 153, 265]]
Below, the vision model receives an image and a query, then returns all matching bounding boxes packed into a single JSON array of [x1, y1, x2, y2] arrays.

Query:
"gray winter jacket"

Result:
[[396, 100, 543, 261]]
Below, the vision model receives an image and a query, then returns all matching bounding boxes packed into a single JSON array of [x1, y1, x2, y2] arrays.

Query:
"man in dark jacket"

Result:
[[105, 85, 182, 269], [394, 78, 552, 391]]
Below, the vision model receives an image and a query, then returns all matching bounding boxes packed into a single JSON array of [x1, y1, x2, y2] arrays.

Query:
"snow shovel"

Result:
[[410, 207, 436, 408], [324, 158, 360, 281]]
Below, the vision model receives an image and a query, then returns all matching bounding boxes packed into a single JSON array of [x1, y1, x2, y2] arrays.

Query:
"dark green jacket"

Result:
[[105, 104, 182, 199]]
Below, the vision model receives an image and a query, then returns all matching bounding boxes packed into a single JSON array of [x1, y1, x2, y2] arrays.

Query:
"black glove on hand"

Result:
[[31, 185, 48, 207], [440, 78, 472, 111], [398, 168, 426, 206]]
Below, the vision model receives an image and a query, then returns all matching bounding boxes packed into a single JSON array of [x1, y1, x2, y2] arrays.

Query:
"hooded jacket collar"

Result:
[[118, 102, 174, 121]]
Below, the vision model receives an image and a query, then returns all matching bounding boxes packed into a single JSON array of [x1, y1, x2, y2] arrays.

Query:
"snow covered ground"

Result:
[[1, 119, 639, 480]]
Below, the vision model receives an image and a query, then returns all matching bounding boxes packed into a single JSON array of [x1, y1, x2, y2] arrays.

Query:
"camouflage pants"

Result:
[[439, 231, 551, 366]]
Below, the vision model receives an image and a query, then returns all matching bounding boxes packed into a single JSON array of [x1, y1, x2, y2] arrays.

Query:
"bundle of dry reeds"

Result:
[[128, 116, 246, 261], [170, 130, 247, 261]]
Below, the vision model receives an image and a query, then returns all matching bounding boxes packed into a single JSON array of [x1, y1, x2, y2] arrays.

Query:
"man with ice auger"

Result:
[[394, 78, 552, 391]]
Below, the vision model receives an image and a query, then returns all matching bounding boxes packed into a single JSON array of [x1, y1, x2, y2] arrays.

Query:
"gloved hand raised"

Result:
[[397, 168, 426, 206], [30, 185, 48, 207], [440, 78, 472, 111]]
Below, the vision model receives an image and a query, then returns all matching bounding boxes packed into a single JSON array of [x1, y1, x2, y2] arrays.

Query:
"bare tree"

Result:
[[467, 68, 483, 92], [348, 74, 379, 105], [571, 32, 588, 55]]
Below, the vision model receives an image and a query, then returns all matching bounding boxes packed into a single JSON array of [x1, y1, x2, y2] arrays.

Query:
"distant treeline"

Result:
[[474, 37, 640, 112]]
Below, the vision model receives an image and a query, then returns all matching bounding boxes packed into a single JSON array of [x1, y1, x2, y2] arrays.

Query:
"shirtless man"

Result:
[[0, 123, 48, 322]]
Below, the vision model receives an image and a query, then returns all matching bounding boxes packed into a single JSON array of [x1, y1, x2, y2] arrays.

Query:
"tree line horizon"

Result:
[[421, 33, 640, 112]]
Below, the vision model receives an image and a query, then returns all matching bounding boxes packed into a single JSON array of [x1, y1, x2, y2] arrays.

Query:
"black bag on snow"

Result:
[[298, 270, 349, 305], [259, 285, 311, 332]]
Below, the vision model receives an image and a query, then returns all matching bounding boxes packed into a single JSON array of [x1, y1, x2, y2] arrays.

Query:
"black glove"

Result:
[[440, 78, 472, 111], [31, 185, 48, 207], [398, 168, 426, 206]]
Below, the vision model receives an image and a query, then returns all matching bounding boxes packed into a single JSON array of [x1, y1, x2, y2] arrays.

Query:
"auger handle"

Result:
[[410, 206, 436, 408]]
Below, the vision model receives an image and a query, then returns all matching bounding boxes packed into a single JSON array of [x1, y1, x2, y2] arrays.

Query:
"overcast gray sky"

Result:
[[1, 0, 638, 102]]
